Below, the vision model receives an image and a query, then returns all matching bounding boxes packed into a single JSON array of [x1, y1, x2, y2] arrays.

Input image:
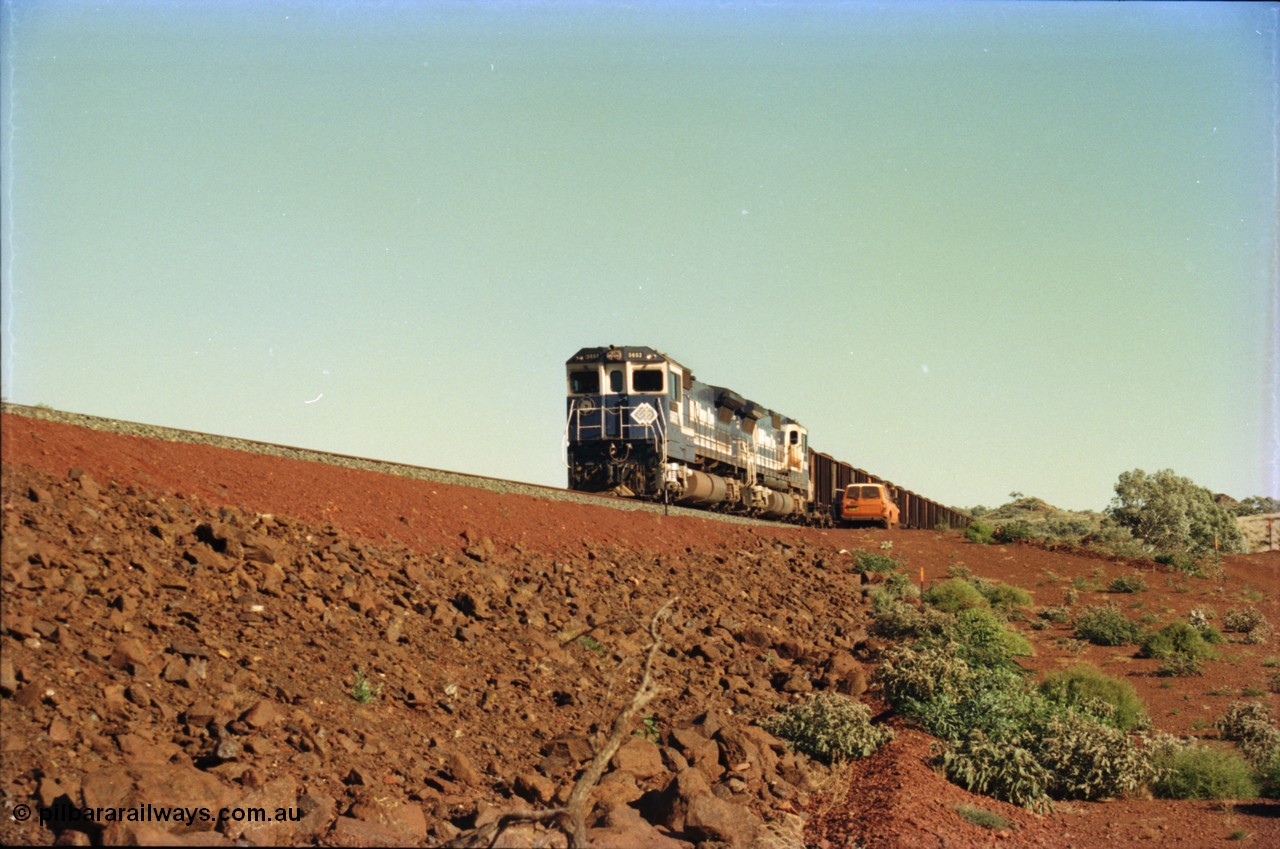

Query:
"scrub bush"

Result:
[[881, 642, 1155, 810], [954, 804, 1009, 830], [868, 598, 949, 639], [876, 642, 977, 707], [1153, 551, 1205, 577], [1215, 702, 1280, 788], [852, 550, 900, 575], [761, 693, 893, 765], [972, 578, 1034, 611], [992, 522, 1035, 543], [910, 667, 1048, 744], [1037, 711, 1156, 801], [1151, 744, 1260, 800], [1039, 664, 1149, 732], [939, 731, 1052, 812], [1108, 574, 1148, 593], [1039, 605, 1072, 624], [1222, 609, 1267, 632], [1073, 605, 1143, 646], [924, 578, 989, 614], [949, 608, 1033, 670], [964, 521, 996, 544], [1223, 608, 1272, 644], [1156, 656, 1205, 678], [1141, 621, 1217, 663]]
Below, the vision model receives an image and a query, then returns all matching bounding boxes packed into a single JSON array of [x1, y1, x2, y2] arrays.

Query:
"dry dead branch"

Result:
[[447, 597, 677, 849]]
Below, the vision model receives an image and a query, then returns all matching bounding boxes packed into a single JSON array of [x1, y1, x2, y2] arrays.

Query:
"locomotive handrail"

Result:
[[567, 400, 666, 455], [561, 400, 577, 468]]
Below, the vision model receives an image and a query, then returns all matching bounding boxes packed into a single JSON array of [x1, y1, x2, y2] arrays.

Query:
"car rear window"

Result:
[[847, 485, 882, 499]]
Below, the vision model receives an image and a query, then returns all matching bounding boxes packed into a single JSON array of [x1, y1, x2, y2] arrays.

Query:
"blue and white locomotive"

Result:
[[564, 346, 810, 519]]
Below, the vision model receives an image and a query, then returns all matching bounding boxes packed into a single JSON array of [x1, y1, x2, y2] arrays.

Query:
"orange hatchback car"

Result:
[[838, 483, 900, 529]]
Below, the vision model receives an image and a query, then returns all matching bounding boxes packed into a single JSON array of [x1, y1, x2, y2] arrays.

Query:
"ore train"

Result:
[[563, 346, 969, 530]]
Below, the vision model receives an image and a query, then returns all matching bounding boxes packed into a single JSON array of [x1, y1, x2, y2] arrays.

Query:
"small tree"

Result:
[[1232, 496, 1280, 517], [1106, 468, 1243, 555]]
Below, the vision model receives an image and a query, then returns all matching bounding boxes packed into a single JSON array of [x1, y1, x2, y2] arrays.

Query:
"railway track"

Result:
[[0, 402, 778, 527]]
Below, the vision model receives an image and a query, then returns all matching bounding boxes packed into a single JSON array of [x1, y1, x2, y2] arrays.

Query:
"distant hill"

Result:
[[964, 497, 1113, 545]]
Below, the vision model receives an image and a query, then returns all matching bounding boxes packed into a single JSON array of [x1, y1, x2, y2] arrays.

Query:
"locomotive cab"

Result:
[[565, 347, 674, 496]]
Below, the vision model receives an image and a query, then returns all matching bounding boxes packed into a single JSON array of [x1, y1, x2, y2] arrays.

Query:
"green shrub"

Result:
[[1151, 744, 1260, 800], [993, 522, 1035, 544], [1108, 574, 1148, 593], [351, 669, 382, 704], [1223, 608, 1272, 644], [1153, 551, 1205, 576], [868, 598, 949, 639], [1215, 700, 1274, 738], [882, 569, 921, 600], [1223, 608, 1269, 633], [853, 550, 901, 574], [1199, 625, 1226, 645], [876, 642, 977, 707], [1074, 605, 1143, 646], [1157, 656, 1205, 677], [972, 578, 1034, 610], [939, 731, 1052, 812], [1037, 711, 1155, 801], [1215, 702, 1280, 781], [760, 693, 894, 765], [1040, 605, 1072, 624], [1107, 468, 1244, 555], [867, 570, 920, 614], [1039, 665, 1149, 732], [949, 607, 1033, 670], [1141, 621, 1217, 663], [965, 521, 996, 544], [924, 578, 990, 614], [954, 804, 1009, 830], [907, 666, 1049, 743], [887, 650, 1156, 811]]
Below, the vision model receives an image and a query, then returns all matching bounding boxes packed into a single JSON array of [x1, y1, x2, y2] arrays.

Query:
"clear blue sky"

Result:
[[2, 1, 1276, 511]]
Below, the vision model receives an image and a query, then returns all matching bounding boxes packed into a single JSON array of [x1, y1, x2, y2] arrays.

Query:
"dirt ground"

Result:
[[1, 411, 1277, 848]]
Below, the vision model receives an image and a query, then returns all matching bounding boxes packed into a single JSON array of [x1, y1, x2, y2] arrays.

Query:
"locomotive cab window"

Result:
[[631, 366, 665, 394], [569, 370, 600, 395], [609, 369, 624, 393]]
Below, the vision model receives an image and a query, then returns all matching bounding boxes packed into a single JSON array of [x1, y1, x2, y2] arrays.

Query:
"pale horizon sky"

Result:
[[2, 0, 1276, 512]]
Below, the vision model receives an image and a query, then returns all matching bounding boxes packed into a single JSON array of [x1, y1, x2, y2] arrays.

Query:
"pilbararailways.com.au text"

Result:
[[36, 802, 302, 828]]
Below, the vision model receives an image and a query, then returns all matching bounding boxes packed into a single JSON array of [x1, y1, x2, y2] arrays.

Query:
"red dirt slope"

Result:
[[1, 410, 1277, 848]]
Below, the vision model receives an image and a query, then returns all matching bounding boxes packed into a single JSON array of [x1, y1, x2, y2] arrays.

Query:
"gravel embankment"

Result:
[[0, 402, 764, 525]]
